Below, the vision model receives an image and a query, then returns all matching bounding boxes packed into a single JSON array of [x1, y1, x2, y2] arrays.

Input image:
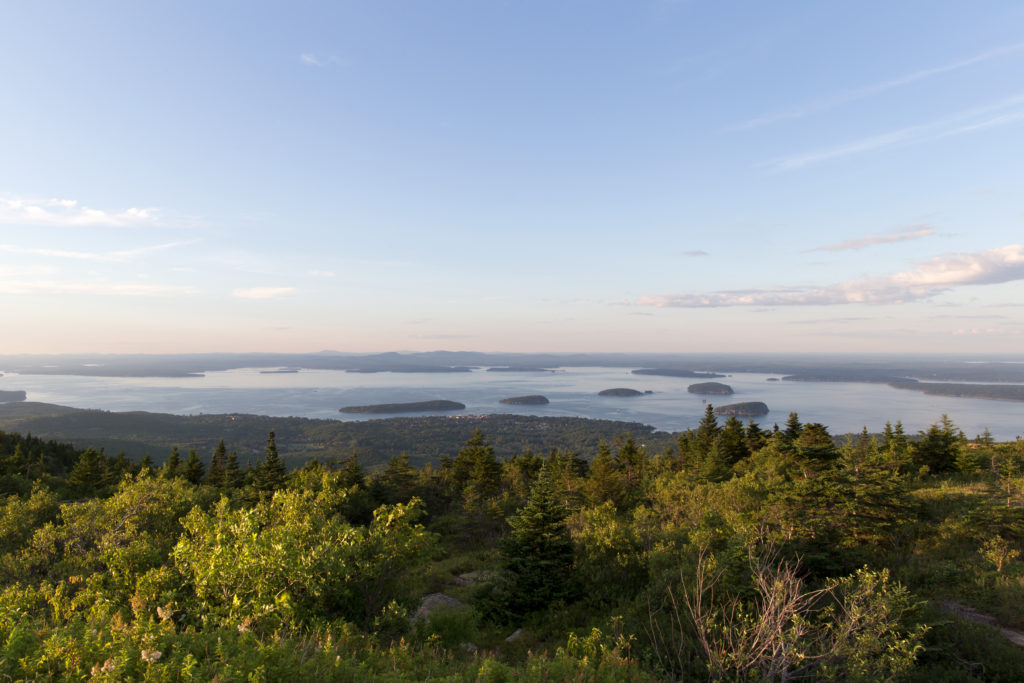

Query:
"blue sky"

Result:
[[1, 1, 1022, 354]]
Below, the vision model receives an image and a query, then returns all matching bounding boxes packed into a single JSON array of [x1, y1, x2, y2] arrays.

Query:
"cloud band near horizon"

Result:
[[637, 244, 1024, 308]]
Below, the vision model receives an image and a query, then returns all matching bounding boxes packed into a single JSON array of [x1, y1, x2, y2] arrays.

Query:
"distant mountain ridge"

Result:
[[3, 352, 1024, 383]]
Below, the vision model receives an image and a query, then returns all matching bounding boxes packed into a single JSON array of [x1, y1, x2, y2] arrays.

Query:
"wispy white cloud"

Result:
[[299, 53, 348, 68], [0, 279, 197, 296], [410, 334, 476, 340], [809, 225, 935, 252], [0, 240, 194, 262], [732, 42, 1024, 130], [762, 94, 1024, 171], [232, 287, 295, 299], [953, 328, 1021, 336], [637, 244, 1024, 308], [680, 250, 709, 257], [307, 269, 336, 278], [0, 197, 157, 227], [787, 316, 873, 325]]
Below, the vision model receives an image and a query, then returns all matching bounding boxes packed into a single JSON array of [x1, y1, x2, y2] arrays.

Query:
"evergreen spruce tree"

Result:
[[207, 440, 227, 487], [10, 443, 26, 479], [784, 412, 803, 441], [253, 430, 287, 498], [504, 450, 544, 503], [745, 420, 768, 453], [795, 423, 840, 463], [883, 421, 910, 473], [499, 465, 575, 617], [955, 443, 981, 475], [451, 429, 496, 495], [700, 441, 732, 482], [162, 446, 182, 479], [224, 450, 241, 488], [372, 453, 417, 504], [68, 448, 108, 498], [466, 442, 502, 505], [112, 451, 132, 482], [587, 440, 623, 506], [694, 405, 721, 455], [339, 453, 366, 489], [913, 415, 963, 474], [614, 435, 646, 495], [184, 448, 205, 484], [718, 416, 750, 465]]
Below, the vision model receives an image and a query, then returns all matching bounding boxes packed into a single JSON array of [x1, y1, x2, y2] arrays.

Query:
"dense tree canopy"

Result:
[[0, 414, 1021, 680]]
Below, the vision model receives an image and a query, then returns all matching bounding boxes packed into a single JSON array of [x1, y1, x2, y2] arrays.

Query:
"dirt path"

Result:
[[939, 600, 1024, 648]]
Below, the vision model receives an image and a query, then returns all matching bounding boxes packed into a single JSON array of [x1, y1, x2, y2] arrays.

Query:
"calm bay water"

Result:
[[1, 366, 1022, 439]]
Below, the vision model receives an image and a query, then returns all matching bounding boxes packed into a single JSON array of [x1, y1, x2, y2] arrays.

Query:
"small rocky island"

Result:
[[499, 395, 550, 405], [0, 390, 27, 403], [340, 400, 466, 414], [714, 401, 769, 417], [598, 388, 650, 397], [687, 382, 734, 395]]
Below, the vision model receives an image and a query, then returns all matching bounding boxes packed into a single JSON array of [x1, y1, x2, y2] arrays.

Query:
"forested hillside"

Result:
[[0, 402, 674, 470], [0, 409, 1022, 680]]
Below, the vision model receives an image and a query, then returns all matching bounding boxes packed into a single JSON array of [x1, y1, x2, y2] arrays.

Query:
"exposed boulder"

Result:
[[413, 593, 467, 622]]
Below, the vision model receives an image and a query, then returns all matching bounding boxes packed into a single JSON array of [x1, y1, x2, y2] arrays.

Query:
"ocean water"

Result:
[[1, 366, 1021, 440]]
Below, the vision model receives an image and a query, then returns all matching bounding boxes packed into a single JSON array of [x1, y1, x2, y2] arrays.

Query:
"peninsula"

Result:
[[632, 368, 724, 378]]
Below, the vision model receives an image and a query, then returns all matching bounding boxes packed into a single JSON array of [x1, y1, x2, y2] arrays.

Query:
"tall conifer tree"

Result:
[[207, 440, 227, 487], [254, 430, 287, 497]]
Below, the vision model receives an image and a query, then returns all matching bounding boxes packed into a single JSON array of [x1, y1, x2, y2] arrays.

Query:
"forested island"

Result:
[[714, 401, 769, 417], [340, 400, 466, 414], [0, 407, 1022, 680], [598, 388, 649, 397], [0, 390, 26, 403], [687, 381, 734, 395], [499, 395, 550, 405]]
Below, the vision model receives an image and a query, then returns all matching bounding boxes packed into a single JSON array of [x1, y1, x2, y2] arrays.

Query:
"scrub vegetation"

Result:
[[0, 409, 1022, 680]]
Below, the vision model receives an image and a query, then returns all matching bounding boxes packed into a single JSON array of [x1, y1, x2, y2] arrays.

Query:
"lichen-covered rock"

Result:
[[413, 593, 467, 621]]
